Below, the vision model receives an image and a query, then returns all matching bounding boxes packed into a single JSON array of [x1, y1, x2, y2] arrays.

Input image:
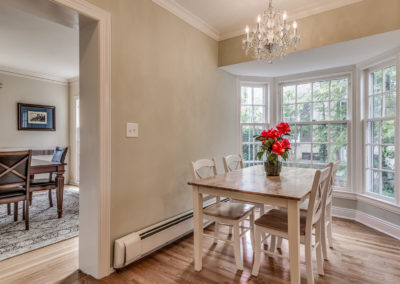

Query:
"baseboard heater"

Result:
[[113, 197, 226, 269]]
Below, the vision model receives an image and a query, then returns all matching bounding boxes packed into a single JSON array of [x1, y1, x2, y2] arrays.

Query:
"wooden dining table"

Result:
[[31, 159, 66, 218], [188, 165, 317, 284]]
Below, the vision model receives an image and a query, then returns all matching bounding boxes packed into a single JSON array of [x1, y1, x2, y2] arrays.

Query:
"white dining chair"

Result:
[[272, 162, 339, 261], [191, 158, 255, 270], [251, 166, 331, 284]]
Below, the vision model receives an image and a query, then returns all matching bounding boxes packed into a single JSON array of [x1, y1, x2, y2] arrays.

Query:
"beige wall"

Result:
[[0, 72, 69, 181], [219, 0, 400, 66], [69, 80, 79, 185], [84, 0, 237, 241]]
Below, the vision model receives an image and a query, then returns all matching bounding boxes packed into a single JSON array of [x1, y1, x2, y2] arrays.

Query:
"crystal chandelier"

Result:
[[242, 0, 301, 63]]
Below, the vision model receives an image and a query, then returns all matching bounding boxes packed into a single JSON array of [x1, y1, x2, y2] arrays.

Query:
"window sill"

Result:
[[333, 190, 400, 215]]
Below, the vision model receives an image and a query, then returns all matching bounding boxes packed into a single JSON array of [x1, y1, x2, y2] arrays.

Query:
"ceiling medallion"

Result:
[[243, 0, 301, 63]]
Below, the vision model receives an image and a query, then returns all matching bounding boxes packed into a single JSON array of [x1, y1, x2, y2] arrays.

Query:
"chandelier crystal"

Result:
[[242, 0, 301, 63]]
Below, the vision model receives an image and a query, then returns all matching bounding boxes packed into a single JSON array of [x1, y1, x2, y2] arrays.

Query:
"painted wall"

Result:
[[0, 71, 70, 182], [84, 0, 237, 242], [69, 80, 79, 185], [219, 0, 400, 66]]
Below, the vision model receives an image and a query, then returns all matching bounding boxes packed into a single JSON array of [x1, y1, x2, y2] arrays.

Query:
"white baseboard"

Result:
[[333, 206, 400, 240]]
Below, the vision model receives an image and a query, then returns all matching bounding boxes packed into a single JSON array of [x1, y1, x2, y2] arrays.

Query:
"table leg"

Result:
[[288, 199, 301, 284], [193, 186, 203, 271], [56, 170, 65, 218]]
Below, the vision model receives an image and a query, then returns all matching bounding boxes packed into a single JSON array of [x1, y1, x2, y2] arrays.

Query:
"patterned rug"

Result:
[[0, 187, 79, 261]]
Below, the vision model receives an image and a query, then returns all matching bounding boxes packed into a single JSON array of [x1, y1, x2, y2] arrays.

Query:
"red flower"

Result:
[[262, 140, 267, 145], [266, 129, 280, 140], [276, 122, 291, 135], [281, 138, 291, 149], [272, 141, 286, 155], [260, 130, 268, 138]]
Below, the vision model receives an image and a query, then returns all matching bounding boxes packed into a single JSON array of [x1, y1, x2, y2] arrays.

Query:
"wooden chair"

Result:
[[30, 147, 68, 207], [223, 154, 266, 233], [191, 158, 255, 270], [251, 166, 331, 283], [0, 150, 32, 230]]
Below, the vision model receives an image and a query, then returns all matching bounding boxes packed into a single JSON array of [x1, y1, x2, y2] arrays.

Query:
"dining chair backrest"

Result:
[[52, 147, 68, 163], [0, 150, 32, 191], [326, 162, 339, 204], [223, 154, 244, 173], [306, 166, 332, 229], [191, 158, 217, 180]]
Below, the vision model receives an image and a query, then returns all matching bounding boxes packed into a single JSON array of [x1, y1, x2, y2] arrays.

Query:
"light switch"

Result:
[[126, 123, 139, 138]]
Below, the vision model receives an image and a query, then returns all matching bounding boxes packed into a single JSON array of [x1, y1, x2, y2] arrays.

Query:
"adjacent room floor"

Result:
[[2, 217, 399, 284]]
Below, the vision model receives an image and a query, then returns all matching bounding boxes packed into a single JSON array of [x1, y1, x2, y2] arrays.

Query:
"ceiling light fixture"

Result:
[[243, 0, 301, 63]]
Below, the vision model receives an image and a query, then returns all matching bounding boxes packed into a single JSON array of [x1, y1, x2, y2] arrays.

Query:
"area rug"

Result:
[[0, 187, 79, 261]]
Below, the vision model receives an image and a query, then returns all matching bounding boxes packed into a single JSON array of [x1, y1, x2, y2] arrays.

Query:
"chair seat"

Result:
[[31, 178, 56, 186], [0, 187, 26, 199], [204, 202, 254, 220], [255, 209, 308, 235]]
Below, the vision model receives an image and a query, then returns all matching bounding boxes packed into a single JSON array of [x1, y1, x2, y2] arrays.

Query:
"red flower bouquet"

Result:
[[254, 122, 292, 176]]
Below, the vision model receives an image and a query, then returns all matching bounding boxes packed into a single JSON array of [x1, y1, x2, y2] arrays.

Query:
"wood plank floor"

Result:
[[1, 218, 400, 283]]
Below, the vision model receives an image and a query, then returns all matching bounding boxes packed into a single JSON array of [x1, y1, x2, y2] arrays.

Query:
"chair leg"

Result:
[[316, 222, 325, 276], [305, 231, 314, 284], [249, 211, 255, 250], [48, 189, 53, 207], [233, 223, 243, 270], [327, 203, 334, 248], [321, 213, 328, 261], [22, 201, 26, 220], [251, 226, 262, 276], [7, 203, 11, 215], [259, 204, 266, 242], [13, 202, 18, 221], [213, 222, 219, 244], [29, 192, 33, 206], [25, 198, 29, 230], [269, 235, 276, 252]]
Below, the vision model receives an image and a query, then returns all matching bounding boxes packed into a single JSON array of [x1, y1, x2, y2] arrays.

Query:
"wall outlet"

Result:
[[126, 123, 139, 138]]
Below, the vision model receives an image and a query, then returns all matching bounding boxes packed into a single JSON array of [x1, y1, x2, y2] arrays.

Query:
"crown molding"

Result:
[[0, 65, 71, 85], [152, 0, 220, 41]]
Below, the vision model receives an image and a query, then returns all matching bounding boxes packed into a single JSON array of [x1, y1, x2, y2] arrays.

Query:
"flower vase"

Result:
[[264, 161, 282, 176]]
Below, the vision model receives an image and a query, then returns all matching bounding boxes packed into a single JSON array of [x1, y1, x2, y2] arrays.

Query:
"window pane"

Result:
[[313, 81, 329, 101], [382, 120, 395, 144], [241, 106, 252, 123], [330, 144, 347, 163], [253, 88, 264, 105], [382, 146, 395, 171], [313, 144, 328, 163], [335, 165, 347, 187], [282, 105, 297, 122], [242, 126, 253, 142], [296, 144, 312, 163], [313, 124, 328, 142], [367, 121, 380, 144], [283, 85, 296, 104], [382, 171, 395, 198], [297, 84, 312, 103], [331, 79, 348, 100], [297, 125, 312, 142], [384, 92, 396, 117], [242, 144, 250, 161], [366, 146, 372, 168], [253, 106, 265, 123], [241, 87, 252, 105], [370, 95, 383, 118], [371, 69, 383, 94], [288, 125, 297, 143], [254, 125, 264, 136], [313, 102, 329, 121], [373, 146, 379, 169], [330, 100, 347, 120], [372, 170, 380, 194], [298, 103, 311, 121], [384, 65, 396, 92], [330, 123, 347, 143]]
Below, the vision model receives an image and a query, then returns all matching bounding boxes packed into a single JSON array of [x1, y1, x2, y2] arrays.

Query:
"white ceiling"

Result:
[[155, 0, 363, 40], [221, 30, 400, 77], [0, 1, 79, 81]]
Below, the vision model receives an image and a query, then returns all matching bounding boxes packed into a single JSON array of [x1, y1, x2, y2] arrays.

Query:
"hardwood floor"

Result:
[[1, 218, 400, 283]]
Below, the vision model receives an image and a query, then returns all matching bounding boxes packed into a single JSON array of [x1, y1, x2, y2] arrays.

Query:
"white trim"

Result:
[[51, 0, 112, 279], [332, 206, 400, 240], [0, 65, 69, 85], [151, 0, 220, 41]]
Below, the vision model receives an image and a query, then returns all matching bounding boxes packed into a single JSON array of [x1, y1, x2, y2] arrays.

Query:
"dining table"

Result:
[[188, 165, 317, 284], [31, 158, 66, 218]]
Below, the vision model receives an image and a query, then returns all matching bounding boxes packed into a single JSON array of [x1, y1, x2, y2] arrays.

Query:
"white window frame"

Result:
[[363, 60, 398, 203], [238, 82, 269, 167], [277, 74, 352, 190]]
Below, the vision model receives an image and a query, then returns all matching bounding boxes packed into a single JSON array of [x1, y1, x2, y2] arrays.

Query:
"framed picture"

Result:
[[18, 103, 56, 131]]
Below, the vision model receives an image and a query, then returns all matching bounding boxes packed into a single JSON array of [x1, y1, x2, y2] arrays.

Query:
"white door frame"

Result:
[[51, 0, 111, 279]]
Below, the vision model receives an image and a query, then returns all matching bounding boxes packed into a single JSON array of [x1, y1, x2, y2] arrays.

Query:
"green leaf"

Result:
[[256, 151, 264, 160]]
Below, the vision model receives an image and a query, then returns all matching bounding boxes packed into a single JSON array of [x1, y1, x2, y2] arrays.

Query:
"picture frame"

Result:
[[18, 103, 56, 131]]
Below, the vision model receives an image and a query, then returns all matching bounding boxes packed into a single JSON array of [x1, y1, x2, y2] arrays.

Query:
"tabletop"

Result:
[[188, 166, 317, 201]]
